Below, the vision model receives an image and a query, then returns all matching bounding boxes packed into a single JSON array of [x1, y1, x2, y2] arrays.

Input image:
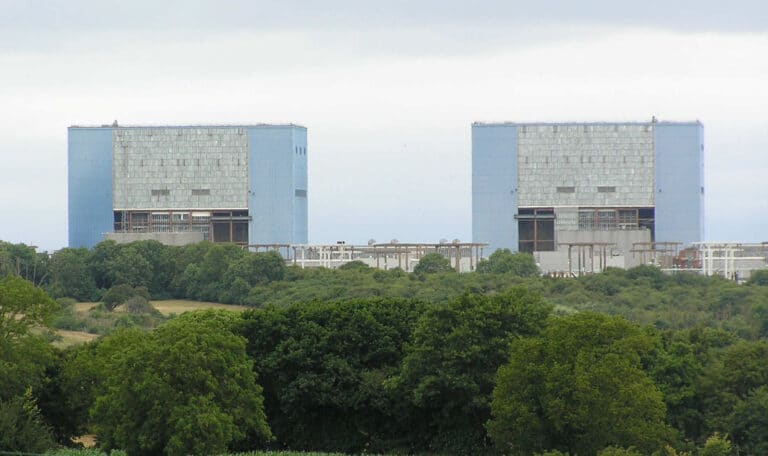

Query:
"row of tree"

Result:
[[3, 271, 768, 455], [0, 240, 541, 305], [5, 240, 768, 342]]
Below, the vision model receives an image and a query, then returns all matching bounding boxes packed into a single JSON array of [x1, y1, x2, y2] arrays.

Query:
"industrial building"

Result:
[[472, 121, 704, 273], [68, 123, 307, 249]]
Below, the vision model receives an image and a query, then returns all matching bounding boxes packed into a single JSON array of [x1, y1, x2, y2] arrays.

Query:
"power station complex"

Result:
[[472, 121, 705, 272], [67, 120, 728, 276], [68, 124, 308, 249]]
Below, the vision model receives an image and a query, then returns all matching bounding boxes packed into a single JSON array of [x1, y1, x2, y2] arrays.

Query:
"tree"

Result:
[[89, 240, 120, 289], [221, 251, 286, 303], [48, 247, 98, 301], [186, 243, 247, 301], [699, 433, 733, 456], [239, 298, 426, 453], [0, 241, 50, 286], [477, 249, 539, 277], [106, 246, 153, 288], [338, 260, 370, 271], [488, 313, 671, 455], [397, 288, 550, 453], [0, 388, 55, 452], [413, 253, 453, 274], [746, 269, 768, 286], [91, 311, 271, 455], [0, 276, 58, 446], [126, 240, 178, 297], [700, 340, 768, 433], [101, 284, 150, 311], [0, 275, 58, 343], [729, 386, 768, 455]]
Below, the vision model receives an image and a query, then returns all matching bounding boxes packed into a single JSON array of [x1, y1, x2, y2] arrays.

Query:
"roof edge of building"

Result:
[[472, 120, 703, 127], [69, 123, 307, 130]]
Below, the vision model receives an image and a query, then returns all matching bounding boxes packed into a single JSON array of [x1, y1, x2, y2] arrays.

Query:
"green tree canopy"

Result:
[[91, 311, 271, 455], [0, 388, 55, 452], [239, 298, 425, 453], [0, 275, 58, 343], [488, 312, 671, 455], [413, 253, 454, 274], [397, 288, 550, 453], [746, 269, 768, 286], [48, 248, 98, 301], [477, 249, 539, 277], [729, 386, 768, 455]]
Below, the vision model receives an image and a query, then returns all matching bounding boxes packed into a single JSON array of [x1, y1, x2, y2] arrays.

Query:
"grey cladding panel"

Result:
[[517, 124, 654, 207], [113, 127, 248, 209]]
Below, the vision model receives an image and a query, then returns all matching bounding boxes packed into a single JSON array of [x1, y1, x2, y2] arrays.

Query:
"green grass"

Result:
[[49, 299, 247, 346]]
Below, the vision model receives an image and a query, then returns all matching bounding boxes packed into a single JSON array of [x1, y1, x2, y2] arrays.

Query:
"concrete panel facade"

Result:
[[517, 124, 654, 207], [654, 123, 705, 246], [112, 127, 248, 210], [472, 124, 518, 253], [105, 231, 204, 246], [68, 127, 114, 248]]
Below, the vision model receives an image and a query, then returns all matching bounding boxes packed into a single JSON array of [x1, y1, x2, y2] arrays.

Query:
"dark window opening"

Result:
[[518, 208, 555, 253]]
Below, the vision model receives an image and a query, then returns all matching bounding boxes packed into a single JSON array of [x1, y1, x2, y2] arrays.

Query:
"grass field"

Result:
[[73, 299, 248, 316], [53, 300, 248, 347], [149, 299, 249, 315], [53, 329, 100, 348]]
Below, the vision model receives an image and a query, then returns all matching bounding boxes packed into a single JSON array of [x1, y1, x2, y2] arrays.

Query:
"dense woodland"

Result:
[[2, 239, 768, 455]]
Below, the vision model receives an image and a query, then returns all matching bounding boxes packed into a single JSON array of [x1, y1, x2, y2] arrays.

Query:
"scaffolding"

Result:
[[560, 242, 614, 277], [631, 242, 683, 268], [693, 242, 768, 281], [286, 242, 488, 272]]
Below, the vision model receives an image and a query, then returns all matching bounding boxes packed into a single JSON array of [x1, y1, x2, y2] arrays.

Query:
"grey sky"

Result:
[[1, 1, 767, 251]]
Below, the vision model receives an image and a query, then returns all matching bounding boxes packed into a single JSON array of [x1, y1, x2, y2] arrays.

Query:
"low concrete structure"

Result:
[[105, 232, 204, 246], [252, 242, 489, 273]]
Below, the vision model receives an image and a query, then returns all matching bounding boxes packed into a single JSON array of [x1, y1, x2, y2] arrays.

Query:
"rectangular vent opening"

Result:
[[597, 186, 616, 193], [295, 189, 307, 197], [151, 189, 170, 196], [192, 189, 210, 196], [556, 186, 575, 193]]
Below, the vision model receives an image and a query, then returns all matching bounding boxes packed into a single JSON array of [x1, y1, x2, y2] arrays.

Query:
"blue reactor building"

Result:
[[472, 121, 704, 268], [68, 124, 308, 249]]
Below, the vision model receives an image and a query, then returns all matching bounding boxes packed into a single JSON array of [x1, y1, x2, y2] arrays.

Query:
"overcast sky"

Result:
[[1, 1, 767, 251]]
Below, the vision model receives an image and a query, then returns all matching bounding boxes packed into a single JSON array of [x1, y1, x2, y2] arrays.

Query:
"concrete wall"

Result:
[[535, 250, 627, 274], [472, 124, 518, 253], [68, 127, 114, 248], [247, 125, 308, 246], [105, 231, 204, 246], [655, 123, 704, 245], [517, 124, 654, 207], [112, 127, 248, 210], [556, 228, 651, 267]]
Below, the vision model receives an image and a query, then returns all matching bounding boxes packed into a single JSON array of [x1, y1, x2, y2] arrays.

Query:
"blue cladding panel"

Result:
[[292, 128, 308, 244], [654, 123, 704, 246], [247, 126, 307, 246], [68, 128, 114, 248], [472, 125, 518, 253]]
